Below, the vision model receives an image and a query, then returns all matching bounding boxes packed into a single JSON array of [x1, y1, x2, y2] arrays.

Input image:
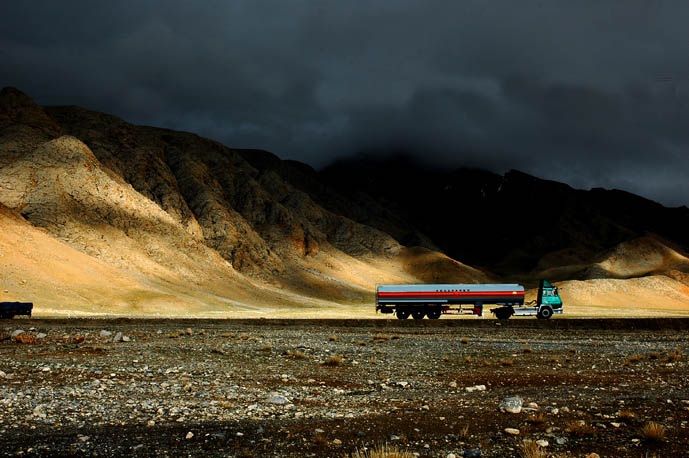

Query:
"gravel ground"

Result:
[[1, 318, 689, 457]]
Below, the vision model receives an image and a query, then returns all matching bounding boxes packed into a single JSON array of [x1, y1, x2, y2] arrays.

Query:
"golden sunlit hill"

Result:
[[1, 87, 689, 317]]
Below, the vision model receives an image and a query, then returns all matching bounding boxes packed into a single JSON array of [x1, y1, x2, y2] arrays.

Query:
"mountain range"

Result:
[[1, 87, 688, 317]]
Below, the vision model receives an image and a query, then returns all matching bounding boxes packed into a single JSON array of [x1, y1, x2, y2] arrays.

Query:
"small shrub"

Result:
[[523, 346, 533, 354], [328, 336, 339, 342], [464, 356, 472, 363], [372, 334, 389, 342], [641, 421, 666, 443], [519, 440, 546, 458], [527, 412, 546, 426], [322, 355, 343, 367], [566, 420, 596, 436], [567, 348, 576, 354], [626, 353, 644, 364], [350, 443, 414, 458], [258, 343, 272, 352], [168, 332, 179, 339], [500, 359, 514, 367], [618, 409, 635, 422], [442, 354, 451, 363], [460, 337, 470, 344], [358, 341, 367, 346], [648, 351, 660, 360], [458, 424, 469, 439], [284, 350, 305, 359], [391, 335, 401, 340], [666, 349, 682, 362]]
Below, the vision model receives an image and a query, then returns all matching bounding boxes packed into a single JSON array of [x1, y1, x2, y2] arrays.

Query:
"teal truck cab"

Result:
[[491, 280, 563, 319]]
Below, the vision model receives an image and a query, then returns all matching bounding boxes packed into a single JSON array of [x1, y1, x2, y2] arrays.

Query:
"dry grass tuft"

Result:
[[523, 346, 533, 353], [527, 412, 546, 426], [464, 356, 472, 363], [665, 348, 682, 362], [641, 421, 666, 443], [458, 424, 469, 439], [566, 420, 596, 436], [626, 353, 644, 364], [322, 355, 343, 367], [460, 337, 469, 344], [500, 359, 514, 367], [258, 343, 272, 352], [350, 443, 414, 458], [328, 336, 339, 342], [618, 409, 635, 422], [519, 440, 546, 458]]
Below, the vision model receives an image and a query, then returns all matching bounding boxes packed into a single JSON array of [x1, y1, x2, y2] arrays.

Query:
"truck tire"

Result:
[[495, 308, 512, 320], [537, 306, 553, 320], [427, 309, 441, 319], [396, 309, 410, 320], [411, 310, 426, 320]]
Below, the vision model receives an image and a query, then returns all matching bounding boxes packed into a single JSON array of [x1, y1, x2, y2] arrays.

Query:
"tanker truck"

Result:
[[375, 280, 562, 319]]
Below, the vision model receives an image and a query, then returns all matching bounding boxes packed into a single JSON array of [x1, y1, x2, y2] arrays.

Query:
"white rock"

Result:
[[449, 381, 457, 388], [112, 332, 123, 342], [536, 439, 548, 447], [265, 393, 289, 405], [186, 432, 194, 440], [499, 396, 523, 414], [447, 454, 457, 458], [11, 329, 24, 338], [99, 330, 112, 338], [122, 335, 131, 342], [504, 428, 520, 435]]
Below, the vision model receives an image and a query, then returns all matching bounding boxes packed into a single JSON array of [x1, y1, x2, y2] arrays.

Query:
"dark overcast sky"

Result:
[[2, 1, 688, 206]]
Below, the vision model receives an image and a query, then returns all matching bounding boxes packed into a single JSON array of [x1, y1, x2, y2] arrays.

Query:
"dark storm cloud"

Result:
[[1, 1, 688, 206]]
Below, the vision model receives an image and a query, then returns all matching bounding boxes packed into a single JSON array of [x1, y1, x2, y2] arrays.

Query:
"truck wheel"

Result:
[[537, 307, 553, 320], [495, 309, 512, 320], [427, 309, 441, 319], [396, 310, 410, 320], [411, 310, 426, 320]]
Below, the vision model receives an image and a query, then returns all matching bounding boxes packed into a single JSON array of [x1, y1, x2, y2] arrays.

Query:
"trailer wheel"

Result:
[[537, 306, 553, 320], [427, 309, 441, 319], [396, 309, 410, 320], [411, 310, 426, 320]]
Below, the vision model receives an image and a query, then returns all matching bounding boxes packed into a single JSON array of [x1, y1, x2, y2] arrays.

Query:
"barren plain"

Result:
[[2, 318, 688, 457]]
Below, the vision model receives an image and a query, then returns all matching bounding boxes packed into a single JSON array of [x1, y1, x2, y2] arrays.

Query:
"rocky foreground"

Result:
[[1, 319, 688, 457]]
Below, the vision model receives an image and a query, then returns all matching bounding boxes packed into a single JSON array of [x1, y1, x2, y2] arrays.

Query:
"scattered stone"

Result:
[[466, 384, 486, 392], [536, 439, 548, 447], [122, 335, 131, 342], [332, 439, 342, 445], [528, 402, 539, 409], [449, 381, 458, 388], [504, 428, 520, 435], [100, 330, 112, 338], [186, 432, 194, 440], [236, 432, 243, 437], [11, 330, 24, 338], [585, 454, 600, 458], [36, 333, 47, 339], [112, 332, 123, 343], [186, 328, 193, 335], [0, 370, 6, 379], [463, 450, 482, 458], [610, 422, 622, 428], [499, 396, 523, 414], [265, 394, 289, 405], [447, 454, 456, 458], [147, 420, 155, 427], [314, 428, 325, 434], [390, 435, 400, 441], [555, 437, 567, 445], [397, 381, 409, 388], [357, 430, 365, 437]]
